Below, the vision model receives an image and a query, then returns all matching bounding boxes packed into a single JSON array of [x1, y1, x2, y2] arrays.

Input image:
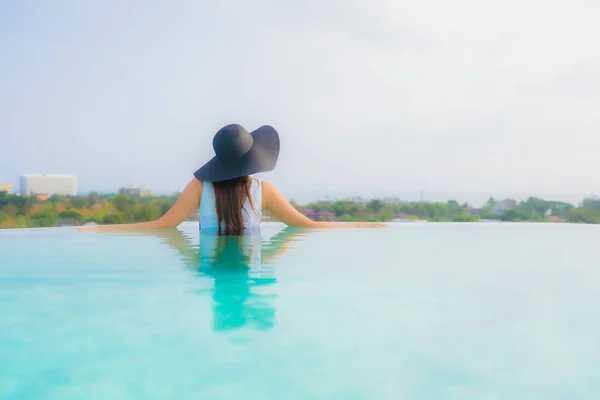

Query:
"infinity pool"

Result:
[[1, 222, 600, 399]]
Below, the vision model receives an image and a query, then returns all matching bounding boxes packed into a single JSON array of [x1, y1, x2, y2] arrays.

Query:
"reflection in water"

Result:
[[122, 227, 308, 332], [195, 233, 276, 331]]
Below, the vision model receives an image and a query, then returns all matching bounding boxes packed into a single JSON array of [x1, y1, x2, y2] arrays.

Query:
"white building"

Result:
[[20, 174, 77, 196], [122, 184, 152, 197]]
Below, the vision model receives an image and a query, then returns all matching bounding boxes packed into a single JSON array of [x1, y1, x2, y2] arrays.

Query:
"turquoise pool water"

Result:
[[1, 222, 600, 399]]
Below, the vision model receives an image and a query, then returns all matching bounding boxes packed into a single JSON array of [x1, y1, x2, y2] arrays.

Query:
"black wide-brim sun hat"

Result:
[[193, 124, 280, 182]]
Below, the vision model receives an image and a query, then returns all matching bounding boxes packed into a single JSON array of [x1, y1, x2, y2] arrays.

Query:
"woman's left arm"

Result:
[[79, 179, 203, 231]]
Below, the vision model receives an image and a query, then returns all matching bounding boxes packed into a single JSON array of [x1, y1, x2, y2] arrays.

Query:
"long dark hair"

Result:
[[212, 176, 257, 236]]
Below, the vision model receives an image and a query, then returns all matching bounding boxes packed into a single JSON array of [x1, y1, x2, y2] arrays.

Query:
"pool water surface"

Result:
[[1, 222, 600, 399]]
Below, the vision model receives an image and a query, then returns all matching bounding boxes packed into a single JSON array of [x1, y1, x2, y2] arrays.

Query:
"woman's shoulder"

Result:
[[259, 180, 280, 205], [186, 177, 204, 195], [257, 179, 273, 187], [258, 179, 278, 194]]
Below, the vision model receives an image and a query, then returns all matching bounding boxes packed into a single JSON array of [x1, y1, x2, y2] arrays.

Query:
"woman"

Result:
[[82, 124, 384, 233]]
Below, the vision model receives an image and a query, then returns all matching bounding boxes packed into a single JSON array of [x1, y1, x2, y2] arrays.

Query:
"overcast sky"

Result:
[[1, 0, 599, 204]]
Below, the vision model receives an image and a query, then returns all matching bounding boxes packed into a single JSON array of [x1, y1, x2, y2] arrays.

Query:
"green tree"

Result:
[[71, 196, 90, 209], [453, 211, 479, 222], [159, 202, 171, 216], [114, 193, 137, 221], [59, 210, 83, 222], [582, 198, 600, 215], [88, 192, 102, 206], [2, 204, 19, 218], [367, 199, 384, 213], [48, 195, 64, 205], [114, 194, 128, 212], [30, 209, 58, 227], [104, 213, 126, 224], [547, 201, 573, 218], [0, 211, 8, 225], [14, 215, 29, 228], [375, 207, 395, 222], [524, 197, 549, 216], [338, 214, 355, 222], [567, 207, 600, 224], [500, 205, 543, 222], [446, 200, 459, 206], [137, 204, 160, 222]]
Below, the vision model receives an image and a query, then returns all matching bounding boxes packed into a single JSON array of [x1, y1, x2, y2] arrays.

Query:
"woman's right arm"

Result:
[[79, 179, 203, 231], [262, 181, 385, 228]]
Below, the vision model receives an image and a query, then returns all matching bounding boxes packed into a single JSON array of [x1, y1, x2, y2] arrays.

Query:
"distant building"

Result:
[[0, 184, 12, 194], [122, 184, 152, 197], [20, 174, 77, 196], [491, 199, 517, 215]]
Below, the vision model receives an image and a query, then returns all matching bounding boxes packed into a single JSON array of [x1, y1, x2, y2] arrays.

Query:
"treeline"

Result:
[[2, 189, 600, 229], [0, 190, 183, 229], [480, 197, 600, 223], [289, 199, 479, 223], [291, 196, 600, 224]]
